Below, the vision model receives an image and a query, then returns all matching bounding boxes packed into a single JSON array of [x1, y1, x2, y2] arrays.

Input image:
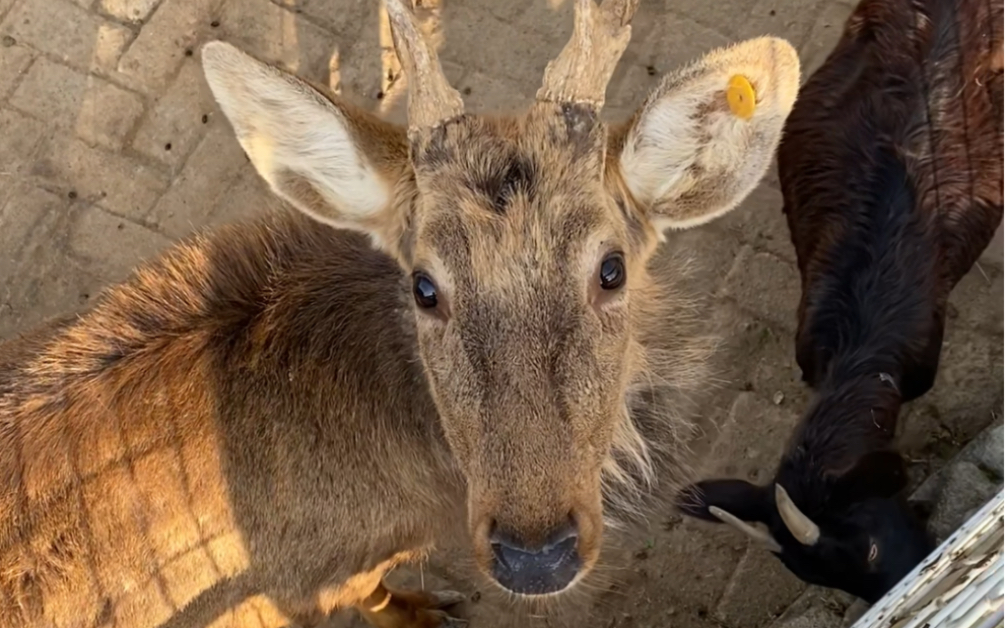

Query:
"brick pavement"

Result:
[[0, 0, 1002, 626]]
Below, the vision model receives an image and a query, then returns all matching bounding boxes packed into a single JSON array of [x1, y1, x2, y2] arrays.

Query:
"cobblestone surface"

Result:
[[0, 0, 1001, 626]]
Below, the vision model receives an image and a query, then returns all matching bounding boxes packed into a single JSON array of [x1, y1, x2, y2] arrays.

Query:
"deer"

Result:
[[0, 0, 802, 626], [676, 0, 1003, 605]]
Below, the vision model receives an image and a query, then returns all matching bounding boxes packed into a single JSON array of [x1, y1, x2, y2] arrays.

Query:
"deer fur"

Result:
[[0, 0, 800, 626]]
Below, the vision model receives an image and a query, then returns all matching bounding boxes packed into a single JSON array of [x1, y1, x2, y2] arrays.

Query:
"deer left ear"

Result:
[[619, 37, 800, 232]]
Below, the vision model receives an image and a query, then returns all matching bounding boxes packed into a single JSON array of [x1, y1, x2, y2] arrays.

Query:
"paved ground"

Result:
[[0, 0, 1002, 627]]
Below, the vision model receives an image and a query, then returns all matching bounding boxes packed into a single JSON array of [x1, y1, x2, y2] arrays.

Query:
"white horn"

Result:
[[775, 484, 821, 546], [709, 506, 782, 553]]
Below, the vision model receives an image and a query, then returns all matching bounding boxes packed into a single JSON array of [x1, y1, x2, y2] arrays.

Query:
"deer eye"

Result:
[[412, 273, 439, 309], [868, 542, 879, 562], [599, 253, 626, 290]]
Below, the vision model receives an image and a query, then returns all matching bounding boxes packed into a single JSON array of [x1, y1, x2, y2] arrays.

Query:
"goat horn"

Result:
[[383, 0, 464, 133], [774, 484, 821, 546], [536, 0, 641, 108], [708, 506, 782, 553]]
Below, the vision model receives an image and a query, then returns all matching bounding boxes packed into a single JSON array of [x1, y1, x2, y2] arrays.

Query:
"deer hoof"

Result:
[[430, 590, 466, 608]]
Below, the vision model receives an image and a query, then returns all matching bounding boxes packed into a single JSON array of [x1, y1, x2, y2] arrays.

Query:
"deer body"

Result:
[[0, 1, 802, 626]]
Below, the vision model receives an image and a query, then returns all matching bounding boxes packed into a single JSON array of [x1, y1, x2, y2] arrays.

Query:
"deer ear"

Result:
[[201, 41, 410, 253], [619, 37, 800, 232], [677, 479, 773, 524]]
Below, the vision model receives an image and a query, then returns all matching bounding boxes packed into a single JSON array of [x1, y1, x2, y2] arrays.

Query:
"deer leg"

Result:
[[355, 582, 467, 628]]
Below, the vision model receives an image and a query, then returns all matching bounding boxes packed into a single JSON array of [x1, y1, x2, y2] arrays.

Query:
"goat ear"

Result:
[[619, 37, 800, 232], [677, 479, 772, 524], [833, 451, 909, 505], [201, 41, 410, 254]]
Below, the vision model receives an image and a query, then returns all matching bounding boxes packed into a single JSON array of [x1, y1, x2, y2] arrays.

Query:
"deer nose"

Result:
[[489, 520, 581, 595]]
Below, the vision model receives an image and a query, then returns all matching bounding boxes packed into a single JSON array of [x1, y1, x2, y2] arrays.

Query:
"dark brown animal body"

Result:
[[0, 0, 804, 626], [678, 0, 1003, 604]]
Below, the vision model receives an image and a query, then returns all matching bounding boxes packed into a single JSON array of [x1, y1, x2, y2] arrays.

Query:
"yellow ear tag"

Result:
[[726, 74, 756, 120]]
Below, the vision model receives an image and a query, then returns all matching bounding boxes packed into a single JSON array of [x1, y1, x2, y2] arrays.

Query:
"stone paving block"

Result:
[[146, 124, 247, 238], [505, 0, 573, 40], [925, 461, 1000, 542], [132, 58, 216, 169], [0, 107, 45, 179], [0, 183, 62, 280], [604, 63, 657, 121], [9, 57, 89, 122], [799, 0, 854, 77], [982, 223, 1003, 266], [478, 0, 533, 24], [0, 38, 33, 101], [99, 0, 160, 23], [206, 164, 282, 229], [766, 588, 851, 628], [911, 421, 1004, 505], [70, 204, 171, 282], [457, 70, 533, 114], [216, 0, 337, 88], [721, 244, 802, 333], [715, 547, 807, 628], [702, 391, 801, 483], [625, 10, 733, 76], [438, 2, 561, 84], [0, 254, 104, 340], [117, 0, 225, 93], [10, 57, 144, 150], [1, 0, 133, 74], [74, 77, 145, 151], [927, 326, 1003, 443], [666, 0, 761, 37], [30, 133, 170, 219], [770, 605, 843, 628], [947, 264, 1003, 336], [735, 0, 828, 51], [709, 300, 807, 412], [90, 20, 134, 76], [279, 0, 371, 35], [329, 1, 382, 102], [660, 221, 744, 293], [715, 184, 796, 263]]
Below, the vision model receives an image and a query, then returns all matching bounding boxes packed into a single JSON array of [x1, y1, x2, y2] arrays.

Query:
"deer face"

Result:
[[202, 0, 800, 598]]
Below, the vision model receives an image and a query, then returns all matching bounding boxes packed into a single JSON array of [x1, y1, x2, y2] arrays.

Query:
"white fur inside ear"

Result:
[[618, 37, 800, 230], [620, 73, 751, 213], [201, 41, 389, 226]]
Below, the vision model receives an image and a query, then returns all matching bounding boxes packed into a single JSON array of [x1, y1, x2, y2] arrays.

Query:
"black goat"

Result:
[[678, 0, 1003, 604]]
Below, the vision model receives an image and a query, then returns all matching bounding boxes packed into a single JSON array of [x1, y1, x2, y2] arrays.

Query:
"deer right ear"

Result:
[[619, 37, 800, 233], [201, 41, 410, 253]]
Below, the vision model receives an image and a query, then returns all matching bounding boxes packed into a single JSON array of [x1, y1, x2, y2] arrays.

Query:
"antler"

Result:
[[537, 0, 641, 108], [383, 0, 464, 133]]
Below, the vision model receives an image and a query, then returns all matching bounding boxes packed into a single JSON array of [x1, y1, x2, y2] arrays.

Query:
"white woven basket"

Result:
[[851, 487, 1004, 628]]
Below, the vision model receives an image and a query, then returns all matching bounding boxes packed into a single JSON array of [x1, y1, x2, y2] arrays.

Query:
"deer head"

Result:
[[201, 0, 800, 598]]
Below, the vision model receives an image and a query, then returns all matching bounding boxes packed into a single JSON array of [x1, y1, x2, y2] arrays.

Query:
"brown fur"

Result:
[[0, 5, 802, 626]]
